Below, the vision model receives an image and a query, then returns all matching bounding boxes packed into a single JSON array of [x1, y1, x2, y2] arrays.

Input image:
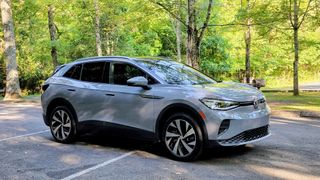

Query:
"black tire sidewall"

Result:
[[162, 113, 204, 161], [49, 106, 77, 143]]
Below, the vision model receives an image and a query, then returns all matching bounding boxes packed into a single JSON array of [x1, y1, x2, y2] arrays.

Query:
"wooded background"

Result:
[[0, 0, 319, 98]]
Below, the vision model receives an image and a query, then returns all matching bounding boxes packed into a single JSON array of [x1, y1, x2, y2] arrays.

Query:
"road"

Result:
[[300, 82, 320, 90], [0, 102, 319, 180]]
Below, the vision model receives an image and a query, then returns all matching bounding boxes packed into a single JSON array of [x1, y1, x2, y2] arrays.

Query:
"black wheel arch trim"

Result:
[[45, 98, 78, 126], [155, 103, 209, 145]]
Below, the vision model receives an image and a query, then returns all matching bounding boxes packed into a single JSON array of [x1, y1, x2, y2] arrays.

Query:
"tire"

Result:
[[49, 106, 77, 143], [162, 113, 204, 161]]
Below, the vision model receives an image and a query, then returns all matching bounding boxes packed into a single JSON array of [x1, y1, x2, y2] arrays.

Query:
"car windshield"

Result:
[[136, 59, 216, 85]]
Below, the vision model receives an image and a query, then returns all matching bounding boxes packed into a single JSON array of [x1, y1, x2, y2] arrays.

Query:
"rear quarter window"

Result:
[[63, 64, 82, 80]]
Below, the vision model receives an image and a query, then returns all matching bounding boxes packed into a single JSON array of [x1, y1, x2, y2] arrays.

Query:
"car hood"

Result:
[[192, 82, 264, 102]]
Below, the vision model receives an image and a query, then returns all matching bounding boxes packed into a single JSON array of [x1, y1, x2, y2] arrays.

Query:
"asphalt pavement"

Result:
[[0, 102, 319, 180]]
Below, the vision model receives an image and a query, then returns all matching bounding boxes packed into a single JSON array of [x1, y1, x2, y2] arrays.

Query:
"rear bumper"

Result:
[[43, 113, 49, 126]]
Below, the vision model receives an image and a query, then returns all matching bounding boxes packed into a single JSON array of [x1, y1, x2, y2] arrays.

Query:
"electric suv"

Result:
[[41, 56, 270, 161]]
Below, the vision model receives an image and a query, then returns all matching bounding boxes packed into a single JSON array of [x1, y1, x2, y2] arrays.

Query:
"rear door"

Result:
[[64, 61, 115, 122]]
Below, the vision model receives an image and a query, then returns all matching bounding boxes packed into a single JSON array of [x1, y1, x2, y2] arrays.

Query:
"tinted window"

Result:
[[112, 63, 156, 85], [81, 62, 106, 83], [63, 64, 82, 80]]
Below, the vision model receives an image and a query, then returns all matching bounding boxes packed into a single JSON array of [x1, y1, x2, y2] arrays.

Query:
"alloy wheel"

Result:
[[165, 119, 197, 157], [51, 109, 72, 141]]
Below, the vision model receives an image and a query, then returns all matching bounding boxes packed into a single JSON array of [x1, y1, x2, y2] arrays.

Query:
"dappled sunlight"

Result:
[[248, 165, 319, 180], [272, 117, 320, 127], [60, 154, 81, 165], [270, 121, 286, 125], [135, 150, 161, 159], [0, 113, 27, 121]]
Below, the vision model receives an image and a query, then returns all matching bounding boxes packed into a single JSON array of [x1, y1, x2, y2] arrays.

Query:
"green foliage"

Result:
[[200, 35, 230, 80], [0, 0, 319, 93]]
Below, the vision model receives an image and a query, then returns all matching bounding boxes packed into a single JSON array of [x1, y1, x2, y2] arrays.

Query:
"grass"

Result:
[[264, 74, 320, 89], [264, 92, 320, 112]]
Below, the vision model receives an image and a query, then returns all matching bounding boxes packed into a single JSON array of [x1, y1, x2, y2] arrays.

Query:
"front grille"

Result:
[[218, 125, 269, 145], [239, 98, 266, 106]]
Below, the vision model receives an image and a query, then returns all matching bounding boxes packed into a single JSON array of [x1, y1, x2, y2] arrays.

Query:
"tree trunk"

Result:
[[187, 30, 200, 69], [187, 0, 197, 68], [245, 20, 251, 84], [0, 0, 21, 100], [48, 5, 58, 67], [293, 0, 299, 96], [174, 18, 182, 63], [94, 0, 102, 56], [293, 28, 299, 96], [174, 0, 182, 63]]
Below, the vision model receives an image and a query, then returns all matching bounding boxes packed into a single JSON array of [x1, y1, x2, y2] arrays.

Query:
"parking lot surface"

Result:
[[0, 102, 319, 180]]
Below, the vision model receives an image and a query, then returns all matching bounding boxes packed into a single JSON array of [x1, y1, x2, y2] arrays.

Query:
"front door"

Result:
[[105, 62, 157, 133]]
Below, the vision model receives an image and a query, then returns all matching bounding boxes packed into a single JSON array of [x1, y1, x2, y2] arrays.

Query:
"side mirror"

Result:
[[127, 76, 151, 90]]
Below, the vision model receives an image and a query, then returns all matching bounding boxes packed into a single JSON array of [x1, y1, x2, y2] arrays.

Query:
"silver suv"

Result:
[[41, 56, 270, 161]]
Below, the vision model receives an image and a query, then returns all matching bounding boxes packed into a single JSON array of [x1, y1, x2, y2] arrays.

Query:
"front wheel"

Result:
[[162, 113, 204, 161], [49, 106, 77, 143]]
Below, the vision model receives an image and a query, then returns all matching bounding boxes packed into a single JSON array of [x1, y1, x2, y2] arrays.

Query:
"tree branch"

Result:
[[54, 24, 61, 39], [289, 0, 294, 27], [151, 1, 189, 28], [198, 0, 213, 42], [298, 0, 312, 28]]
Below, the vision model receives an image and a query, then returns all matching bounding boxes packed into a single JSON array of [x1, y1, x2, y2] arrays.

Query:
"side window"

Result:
[[112, 63, 156, 85], [63, 64, 82, 80], [81, 62, 106, 83]]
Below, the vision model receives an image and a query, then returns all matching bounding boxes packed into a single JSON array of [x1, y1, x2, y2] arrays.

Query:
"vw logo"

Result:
[[253, 99, 259, 109]]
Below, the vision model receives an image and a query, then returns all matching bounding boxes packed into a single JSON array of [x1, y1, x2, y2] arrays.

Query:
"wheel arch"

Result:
[[45, 98, 78, 126], [155, 103, 208, 143]]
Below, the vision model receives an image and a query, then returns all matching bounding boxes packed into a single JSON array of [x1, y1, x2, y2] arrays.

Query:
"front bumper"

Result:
[[217, 125, 270, 146], [202, 103, 271, 146]]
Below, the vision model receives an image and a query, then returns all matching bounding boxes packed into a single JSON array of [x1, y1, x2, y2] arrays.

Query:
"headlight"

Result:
[[200, 98, 240, 110]]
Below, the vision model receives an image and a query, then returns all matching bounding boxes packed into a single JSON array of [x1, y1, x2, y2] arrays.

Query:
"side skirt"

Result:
[[77, 120, 158, 142]]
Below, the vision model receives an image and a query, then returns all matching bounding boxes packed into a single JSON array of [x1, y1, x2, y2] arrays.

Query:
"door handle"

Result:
[[67, 89, 76, 92], [105, 93, 115, 96]]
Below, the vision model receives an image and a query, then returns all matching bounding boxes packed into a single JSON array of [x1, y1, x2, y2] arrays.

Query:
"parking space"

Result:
[[0, 102, 319, 179]]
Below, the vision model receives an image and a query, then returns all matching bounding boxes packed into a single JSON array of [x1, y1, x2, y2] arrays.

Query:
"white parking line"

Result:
[[61, 151, 136, 180], [0, 130, 50, 142]]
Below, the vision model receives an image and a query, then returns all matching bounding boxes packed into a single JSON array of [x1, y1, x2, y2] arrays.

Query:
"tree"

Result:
[[94, 0, 102, 56], [244, 0, 252, 84], [48, 4, 59, 67], [186, 0, 213, 69], [173, 17, 182, 62], [172, 0, 182, 62], [288, 0, 312, 96], [154, 0, 213, 69], [0, 0, 21, 100]]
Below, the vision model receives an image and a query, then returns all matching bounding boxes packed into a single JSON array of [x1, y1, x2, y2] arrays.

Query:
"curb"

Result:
[[300, 111, 320, 118], [262, 89, 320, 93]]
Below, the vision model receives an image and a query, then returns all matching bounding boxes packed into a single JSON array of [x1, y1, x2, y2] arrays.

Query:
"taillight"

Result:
[[42, 84, 49, 91]]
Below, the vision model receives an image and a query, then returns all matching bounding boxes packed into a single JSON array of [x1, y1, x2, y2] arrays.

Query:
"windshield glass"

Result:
[[136, 60, 216, 85]]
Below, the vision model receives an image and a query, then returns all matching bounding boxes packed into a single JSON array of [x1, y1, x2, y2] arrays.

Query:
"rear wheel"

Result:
[[50, 106, 77, 143], [162, 113, 203, 161]]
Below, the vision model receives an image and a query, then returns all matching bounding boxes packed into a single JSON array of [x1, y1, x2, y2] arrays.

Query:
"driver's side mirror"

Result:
[[127, 76, 151, 90]]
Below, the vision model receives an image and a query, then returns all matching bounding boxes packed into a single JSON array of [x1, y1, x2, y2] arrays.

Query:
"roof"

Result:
[[65, 56, 173, 66]]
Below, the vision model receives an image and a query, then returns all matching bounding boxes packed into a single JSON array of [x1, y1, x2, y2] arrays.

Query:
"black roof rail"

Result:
[[75, 56, 131, 62]]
